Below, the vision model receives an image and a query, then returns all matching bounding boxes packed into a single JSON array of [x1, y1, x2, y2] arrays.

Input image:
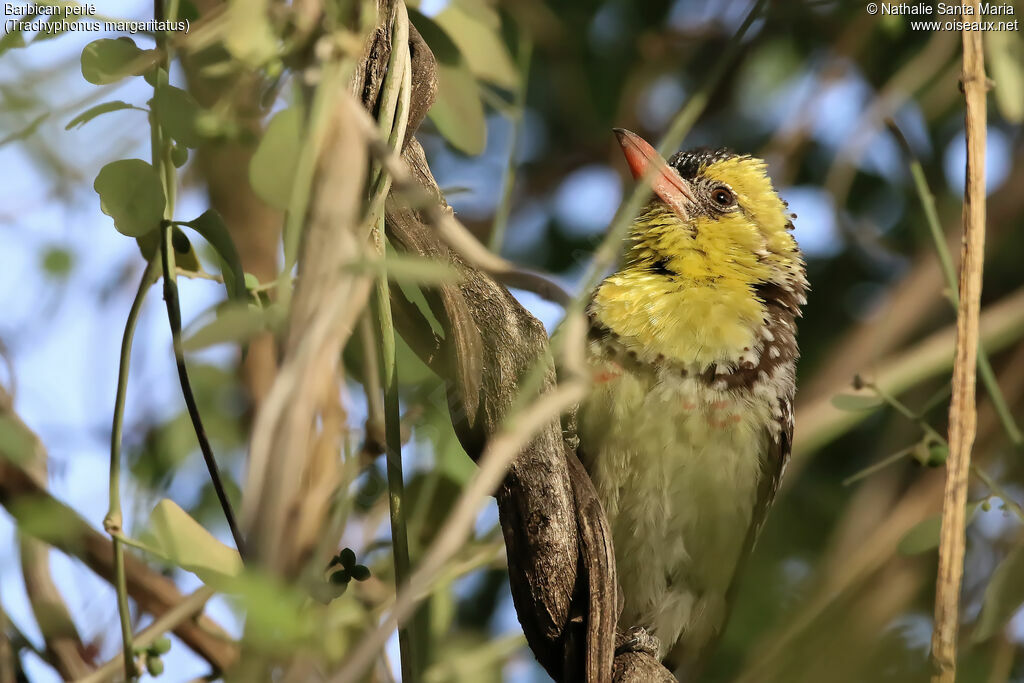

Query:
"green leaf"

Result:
[[154, 85, 203, 148], [345, 254, 463, 285], [985, 28, 1024, 123], [434, 2, 519, 89], [0, 416, 37, 464], [178, 0, 200, 21], [180, 210, 246, 300], [65, 101, 139, 130], [222, 0, 277, 67], [135, 226, 200, 270], [407, 472, 465, 547], [397, 280, 446, 341], [0, 26, 26, 57], [0, 114, 49, 148], [897, 501, 981, 556], [172, 231, 202, 272], [896, 516, 941, 556], [136, 499, 242, 582], [430, 63, 486, 155], [183, 303, 268, 351], [80, 38, 158, 85], [33, 14, 79, 43], [93, 159, 166, 237], [410, 9, 486, 155], [221, 571, 313, 651], [41, 246, 74, 278], [830, 393, 883, 412], [409, 8, 462, 64], [973, 542, 1024, 641], [249, 107, 302, 211]]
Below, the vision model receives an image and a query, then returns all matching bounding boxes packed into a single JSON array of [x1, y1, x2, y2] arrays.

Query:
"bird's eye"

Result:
[[712, 187, 735, 207]]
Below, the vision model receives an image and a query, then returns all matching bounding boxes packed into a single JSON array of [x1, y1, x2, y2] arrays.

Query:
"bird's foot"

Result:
[[615, 625, 661, 658]]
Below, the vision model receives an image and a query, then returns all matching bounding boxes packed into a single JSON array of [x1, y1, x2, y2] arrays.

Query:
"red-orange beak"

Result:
[[614, 128, 696, 221]]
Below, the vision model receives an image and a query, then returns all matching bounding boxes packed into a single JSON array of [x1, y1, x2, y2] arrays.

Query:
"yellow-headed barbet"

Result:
[[576, 129, 808, 680]]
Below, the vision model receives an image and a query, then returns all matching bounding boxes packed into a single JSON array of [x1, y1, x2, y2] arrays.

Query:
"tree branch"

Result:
[[931, 9, 988, 680], [0, 389, 238, 674], [17, 462, 92, 679], [350, 6, 670, 679]]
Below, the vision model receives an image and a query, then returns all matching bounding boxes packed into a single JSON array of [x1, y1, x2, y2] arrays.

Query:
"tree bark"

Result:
[[353, 6, 671, 680]]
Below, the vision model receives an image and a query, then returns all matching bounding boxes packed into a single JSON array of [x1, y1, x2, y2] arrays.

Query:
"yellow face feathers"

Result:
[[592, 149, 806, 367], [629, 155, 801, 285], [702, 156, 791, 239]]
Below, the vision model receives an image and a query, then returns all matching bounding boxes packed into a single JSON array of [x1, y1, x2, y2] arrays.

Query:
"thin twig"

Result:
[[841, 445, 916, 487], [868, 380, 946, 444], [358, 313, 386, 453], [793, 286, 1024, 457], [0, 448, 238, 670], [931, 11, 988, 680], [149, 0, 245, 559], [175, 267, 223, 283], [80, 587, 216, 683], [105, 258, 161, 680], [347, 97, 572, 307], [376, 285, 418, 678], [331, 316, 591, 683], [888, 119, 1022, 445], [368, 5, 419, 678], [970, 466, 1024, 523], [489, 33, 532, 253], [159, 223, 247, 557]]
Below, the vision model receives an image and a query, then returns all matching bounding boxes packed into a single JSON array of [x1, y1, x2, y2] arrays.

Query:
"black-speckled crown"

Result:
[[668, 147, 737, 179]]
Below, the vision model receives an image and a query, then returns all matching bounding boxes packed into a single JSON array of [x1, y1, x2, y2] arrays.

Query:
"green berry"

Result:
[[147, 656, 164, 676], [926, 444, 949, 467], [330, 568, 350, 585], [339, 548, 356, 569], [350, 564, 371, 581], [150, 636, 171, 655], [171, 143, 188, 168]]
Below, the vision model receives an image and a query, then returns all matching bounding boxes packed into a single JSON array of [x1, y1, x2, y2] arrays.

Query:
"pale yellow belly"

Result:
[[576, 360, 772, 660]]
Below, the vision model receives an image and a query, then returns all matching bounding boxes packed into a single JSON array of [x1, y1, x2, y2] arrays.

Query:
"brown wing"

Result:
[[750, 394, 794, 543]]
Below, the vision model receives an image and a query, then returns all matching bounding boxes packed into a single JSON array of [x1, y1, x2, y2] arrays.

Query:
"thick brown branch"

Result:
[[184, 0, 282, 409], [355, 7, 670, 679], [242, 69, 370, 576], [0, 400, 238, 673]]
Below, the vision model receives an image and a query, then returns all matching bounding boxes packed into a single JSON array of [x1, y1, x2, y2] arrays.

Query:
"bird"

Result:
[[574, 128, 808, 680]]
